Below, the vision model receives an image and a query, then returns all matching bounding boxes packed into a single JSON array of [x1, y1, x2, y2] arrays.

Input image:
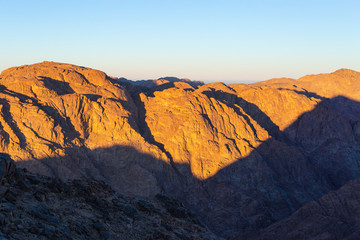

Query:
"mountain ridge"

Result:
[[0, 61, 360, 239]]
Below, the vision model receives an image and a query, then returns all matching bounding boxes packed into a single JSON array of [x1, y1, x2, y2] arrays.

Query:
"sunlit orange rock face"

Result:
[[253, 68, 360, 101], [1, 62, 360, 239], [0, 62, 168, 196], [141, 82, 269, 179]]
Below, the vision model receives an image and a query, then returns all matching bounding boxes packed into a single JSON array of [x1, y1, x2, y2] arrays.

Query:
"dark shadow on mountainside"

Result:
[[13, 95, 360, 239]]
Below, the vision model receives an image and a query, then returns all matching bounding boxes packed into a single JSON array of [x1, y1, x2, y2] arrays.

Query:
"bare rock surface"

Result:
[[0, 62, 360, 239], [0, 61, 169, 196], [0, 156, 219, 240], [246, 178, 360, 240], [252, 68, 360, 101]]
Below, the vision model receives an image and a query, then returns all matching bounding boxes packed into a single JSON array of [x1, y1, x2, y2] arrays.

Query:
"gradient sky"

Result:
[[1, 0, 359, 83]]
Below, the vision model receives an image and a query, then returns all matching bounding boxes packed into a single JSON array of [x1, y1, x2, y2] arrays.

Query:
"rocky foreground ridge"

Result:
[[0, 62, 360, 239], [0, 154, 218, 240]]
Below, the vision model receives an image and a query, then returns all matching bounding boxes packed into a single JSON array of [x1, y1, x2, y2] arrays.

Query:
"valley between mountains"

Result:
[[0, 61, 360, 239]]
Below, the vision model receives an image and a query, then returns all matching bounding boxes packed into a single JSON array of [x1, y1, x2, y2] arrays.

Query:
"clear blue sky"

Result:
[[1, 0, 359, 83]]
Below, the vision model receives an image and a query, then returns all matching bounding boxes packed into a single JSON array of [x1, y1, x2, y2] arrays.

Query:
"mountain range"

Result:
[[0, 61, 360, 239]]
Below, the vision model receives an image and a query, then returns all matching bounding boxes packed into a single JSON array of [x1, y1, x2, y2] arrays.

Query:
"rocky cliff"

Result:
[[0, 62, 360, 239]]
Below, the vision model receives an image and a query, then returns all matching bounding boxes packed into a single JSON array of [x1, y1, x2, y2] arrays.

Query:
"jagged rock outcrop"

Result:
[[1, 62, 360, 239]]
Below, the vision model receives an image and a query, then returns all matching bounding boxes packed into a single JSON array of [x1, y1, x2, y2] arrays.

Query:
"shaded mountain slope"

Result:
[[246, 178, 360, 240], [203, 97, 360, 238], [0, 154, 218, 240], [0, 62, 360, 238]]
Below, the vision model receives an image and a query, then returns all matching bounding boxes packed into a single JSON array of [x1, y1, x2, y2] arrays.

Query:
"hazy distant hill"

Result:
[[115, 76, 204, 89], [1, 61, 360, 239]]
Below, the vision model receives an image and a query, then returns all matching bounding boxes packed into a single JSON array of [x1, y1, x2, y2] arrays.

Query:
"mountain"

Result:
[[252, 68, 360, 101], [0, 61, 360, 239]]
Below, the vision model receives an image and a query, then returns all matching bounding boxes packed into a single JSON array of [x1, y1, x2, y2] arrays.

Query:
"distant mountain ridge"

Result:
[[114, 76, 204, 89], [0, 61, 360, 239]]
